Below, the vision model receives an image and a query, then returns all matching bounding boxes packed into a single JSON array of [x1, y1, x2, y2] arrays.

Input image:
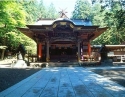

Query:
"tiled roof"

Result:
[[34, 18, 92, 26]]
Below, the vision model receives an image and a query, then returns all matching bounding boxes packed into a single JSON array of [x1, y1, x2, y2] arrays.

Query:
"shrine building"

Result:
[[17, 12, 108, 62]]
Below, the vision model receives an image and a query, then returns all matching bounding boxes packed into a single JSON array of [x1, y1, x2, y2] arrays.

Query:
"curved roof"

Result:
[[55, 18, 72, 21], [72, 19, 92, 26], [0, 46, 7, 49], [33, 18, 92, 26]]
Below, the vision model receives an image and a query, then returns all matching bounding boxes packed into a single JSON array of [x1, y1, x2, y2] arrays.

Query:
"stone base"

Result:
[[12, 60, 27, 68], [101, 59, 113, 66]]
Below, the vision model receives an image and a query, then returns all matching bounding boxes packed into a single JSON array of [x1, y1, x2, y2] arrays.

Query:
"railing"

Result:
[[108, 55, 125, 62]]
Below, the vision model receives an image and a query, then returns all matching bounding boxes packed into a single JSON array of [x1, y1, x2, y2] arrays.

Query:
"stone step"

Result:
[[29, 62, 80, 67], [48, 62, 80, 67]]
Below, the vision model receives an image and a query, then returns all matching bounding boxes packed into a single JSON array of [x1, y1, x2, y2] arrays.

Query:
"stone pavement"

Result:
[[0, 67, 125, 97], [87, 65, 125, 70]]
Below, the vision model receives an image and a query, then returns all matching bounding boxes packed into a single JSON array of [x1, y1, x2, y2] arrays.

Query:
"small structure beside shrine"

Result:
[[0, 46, 7, 60], [91, 45, 125, 63]]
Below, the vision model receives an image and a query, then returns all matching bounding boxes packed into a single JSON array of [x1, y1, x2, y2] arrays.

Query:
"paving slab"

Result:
[[0, 67, 125, 97]]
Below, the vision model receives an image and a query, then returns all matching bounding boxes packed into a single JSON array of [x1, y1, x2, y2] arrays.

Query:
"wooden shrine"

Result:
[[17, 11, 108, 62]]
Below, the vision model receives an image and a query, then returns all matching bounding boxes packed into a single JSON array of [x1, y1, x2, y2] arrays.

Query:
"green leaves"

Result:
[[72, 0, 91, 19], [46, 3, 58, 19], [0, 1, 26, 48], [0, 0, 58, 55], [72, 0, 125, 45]]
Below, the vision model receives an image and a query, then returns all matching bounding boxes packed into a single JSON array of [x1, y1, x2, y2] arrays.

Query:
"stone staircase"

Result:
[[47, 62, 80, 67], [29, 62, 80, 67]]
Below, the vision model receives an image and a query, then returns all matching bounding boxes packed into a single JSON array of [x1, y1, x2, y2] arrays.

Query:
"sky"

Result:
[[42, 0, 77, 18]]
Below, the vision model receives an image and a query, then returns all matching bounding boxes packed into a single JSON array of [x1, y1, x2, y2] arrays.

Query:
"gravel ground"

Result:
[[90, 68, 125, 87], [0, 68, 41, 92]]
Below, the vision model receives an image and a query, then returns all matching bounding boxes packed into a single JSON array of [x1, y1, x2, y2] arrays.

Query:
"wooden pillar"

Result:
[[46, 40, 50, 62], [88, 42, 91, 57], [78, 41, 81, 62], [37, 43, 42, 61]]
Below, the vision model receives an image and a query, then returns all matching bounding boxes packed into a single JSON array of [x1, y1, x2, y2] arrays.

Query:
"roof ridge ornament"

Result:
[[59, 8, 69, 19]]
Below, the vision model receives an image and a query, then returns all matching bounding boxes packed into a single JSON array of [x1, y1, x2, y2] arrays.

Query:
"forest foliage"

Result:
[[0, 0, 58, 56], [73, 0, 125, 45], [0, 0, 125, 56]]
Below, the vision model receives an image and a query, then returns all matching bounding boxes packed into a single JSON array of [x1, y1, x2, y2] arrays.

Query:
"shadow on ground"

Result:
[[91, 68, 125, 87]]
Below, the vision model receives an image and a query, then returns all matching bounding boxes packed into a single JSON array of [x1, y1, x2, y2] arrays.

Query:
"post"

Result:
[[46, 40, 50, 62], [37, 43, 42, 61], [1, 49, 5, 60], [78, 40, 81, 62], [38, 43, 42, 61], [88, 42, 91, 57]]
